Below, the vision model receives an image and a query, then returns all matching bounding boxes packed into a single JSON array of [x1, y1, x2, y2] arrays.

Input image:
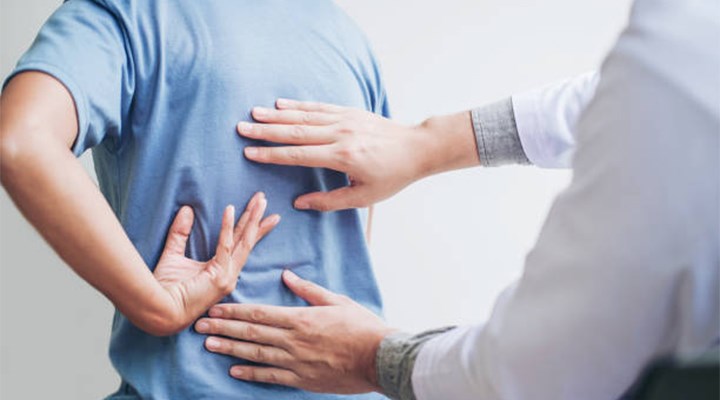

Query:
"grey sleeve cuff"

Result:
[[375, 327, 456, 400], [472, 98, 530, 166]]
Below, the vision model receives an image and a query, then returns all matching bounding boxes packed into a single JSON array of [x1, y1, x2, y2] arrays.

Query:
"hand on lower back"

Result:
[[153, 192, 280, 330], [237, 99, 433, 211]]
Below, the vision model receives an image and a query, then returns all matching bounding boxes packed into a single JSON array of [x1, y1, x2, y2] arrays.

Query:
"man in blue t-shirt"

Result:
[[0, 0, 389, 398]]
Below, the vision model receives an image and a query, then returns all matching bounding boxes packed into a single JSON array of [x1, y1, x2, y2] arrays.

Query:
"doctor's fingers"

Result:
[[229, 366, 303, 388], [204, 336, 295, 367], [238, 121, 337, 145], [275, 98, 347, 113], [244, 144, 344, 170], [208, 303, 298, 329], [252, 107, 340, 126], [196, 318, 290, 349]]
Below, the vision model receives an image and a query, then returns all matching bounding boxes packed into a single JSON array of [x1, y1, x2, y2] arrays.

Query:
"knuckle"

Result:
[[244, 368, 256, 381], [296, 314, 313, 331], [215, 275, 235, 294], [244, 324, 259, 341], [302, 112, 313, 124], [336, 122, 354, 135], [336, 146, 352, 162], [286, 148, 303, 162], [250, 308, 266, 323], [290, 125, 306, 140], [253, 346, 266, 362], [266, 371, 279, 384]]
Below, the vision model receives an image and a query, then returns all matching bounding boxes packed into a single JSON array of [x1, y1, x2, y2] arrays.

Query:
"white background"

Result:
[[0, 0, 631, 397]]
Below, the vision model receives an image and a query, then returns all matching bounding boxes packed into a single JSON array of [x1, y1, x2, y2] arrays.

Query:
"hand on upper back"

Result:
[[154, 192, 280, 330], [237, 99, 433, 212]]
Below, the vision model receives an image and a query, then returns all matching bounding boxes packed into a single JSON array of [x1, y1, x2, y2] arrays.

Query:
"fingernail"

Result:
[[245, 147, 258, 158], [294, 200, 309, 210], [206, 337, 220, 350], [237, 122, 253, 135], [276, 98, 291, 108], [209, 307, 223, 317], [283, 269, 299, 282], [230, 367, 244, 378], [253, 107, 269, 118], [196, 321, 209, 332]]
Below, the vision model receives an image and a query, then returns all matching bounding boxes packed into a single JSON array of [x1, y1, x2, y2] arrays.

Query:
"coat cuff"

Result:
[[375, 327, 457, 400], [472, 98, 530, 167]]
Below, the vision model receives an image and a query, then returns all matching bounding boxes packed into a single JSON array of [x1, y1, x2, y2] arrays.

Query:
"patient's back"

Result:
[[10, 0, 387, 398]]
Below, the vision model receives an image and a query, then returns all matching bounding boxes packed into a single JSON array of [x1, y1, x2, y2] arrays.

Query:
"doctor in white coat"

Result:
[[193, 0, 720, 398]]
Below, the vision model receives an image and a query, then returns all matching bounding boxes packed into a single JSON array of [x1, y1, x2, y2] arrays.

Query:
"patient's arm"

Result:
[[0, 72, 279, 336]]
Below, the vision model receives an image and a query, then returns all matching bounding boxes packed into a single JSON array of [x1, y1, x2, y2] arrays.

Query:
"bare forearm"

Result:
[[0, 136, 178, 333], [413, 111, 480, 179], [0, 73, 178, 335], [414, 98, 528, 179]]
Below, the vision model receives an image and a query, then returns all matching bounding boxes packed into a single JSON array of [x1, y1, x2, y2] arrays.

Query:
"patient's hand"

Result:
[[153, 192, 280, 332]]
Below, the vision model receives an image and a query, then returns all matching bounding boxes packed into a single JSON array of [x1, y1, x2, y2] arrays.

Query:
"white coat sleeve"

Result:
[[406, 0, 720, 399], [512, 71, 599, 168]]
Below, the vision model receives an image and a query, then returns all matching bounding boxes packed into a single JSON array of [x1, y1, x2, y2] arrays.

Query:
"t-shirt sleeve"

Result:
[[4, 0, 133, 156]]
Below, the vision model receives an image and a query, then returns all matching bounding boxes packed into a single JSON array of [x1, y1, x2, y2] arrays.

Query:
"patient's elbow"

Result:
[[134, 308, 188, 337], [0, 126, 45, 185], [0, 132, 24, 183]]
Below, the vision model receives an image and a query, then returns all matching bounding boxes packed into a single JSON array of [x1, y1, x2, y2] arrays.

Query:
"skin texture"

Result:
[[0, 72, 280, 336], [196, 270, 397, 394], [238, 98, 480, 211]]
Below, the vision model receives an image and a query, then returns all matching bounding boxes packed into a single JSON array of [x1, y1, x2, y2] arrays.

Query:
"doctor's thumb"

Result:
[[282, 270, 347, 306], [294, 186, 366, 212]]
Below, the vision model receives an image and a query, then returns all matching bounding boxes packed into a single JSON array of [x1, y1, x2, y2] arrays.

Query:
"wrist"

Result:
[[413, 111, 479, 178], [364, 328, 399, 393]]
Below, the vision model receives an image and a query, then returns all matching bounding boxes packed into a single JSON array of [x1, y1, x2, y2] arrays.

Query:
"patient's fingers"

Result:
[[256, 214, 281, 242], [232, 196, 267, 265], [275, 98, 346, 113], [233, 192, 263, 244], [162, 206, 195, 256], [252, 107, 339, 126], [214, 205, 235, 267], [244, 144, 342, 170], [238, 122, 336, 145]]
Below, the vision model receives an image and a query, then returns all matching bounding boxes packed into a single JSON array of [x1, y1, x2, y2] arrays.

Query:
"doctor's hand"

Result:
[[238, 99, 478, 211], [195, 270, 397, 393], [153, 192, 280, 334]]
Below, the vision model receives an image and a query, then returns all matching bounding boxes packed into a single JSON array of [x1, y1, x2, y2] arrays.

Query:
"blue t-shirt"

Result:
[[8, 0, 388, 398]]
